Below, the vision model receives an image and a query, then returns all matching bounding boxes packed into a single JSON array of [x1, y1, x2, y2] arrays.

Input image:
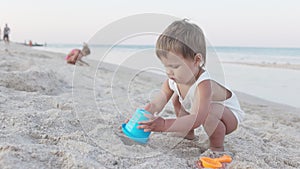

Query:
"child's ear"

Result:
[[194, 53, 202, 65]]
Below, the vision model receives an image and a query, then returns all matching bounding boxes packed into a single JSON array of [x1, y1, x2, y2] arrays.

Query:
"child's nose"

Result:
[[166, 68, 173, 75]]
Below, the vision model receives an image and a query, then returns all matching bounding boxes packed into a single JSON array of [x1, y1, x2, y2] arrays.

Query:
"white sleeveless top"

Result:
[[168, 71, 244, 123]]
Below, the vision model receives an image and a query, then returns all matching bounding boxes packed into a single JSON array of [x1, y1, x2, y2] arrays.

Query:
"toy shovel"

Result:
[[199, 155, 232, 168]]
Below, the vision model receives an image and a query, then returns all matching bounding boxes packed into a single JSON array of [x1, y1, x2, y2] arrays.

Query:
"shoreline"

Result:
[[33, 43, 300, 70], [222, 61, 300, 70], [1, 43, 299, 168]]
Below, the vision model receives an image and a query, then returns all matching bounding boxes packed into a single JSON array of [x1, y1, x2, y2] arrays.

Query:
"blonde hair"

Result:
[[156, 19, 206, 66], [81, 43, 91, 56]]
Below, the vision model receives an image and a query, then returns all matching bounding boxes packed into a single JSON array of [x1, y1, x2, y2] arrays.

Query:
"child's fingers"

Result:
[[138, 121, 152, 132], [144, 128, 152, 132], [118, 127, 123, 133], [137, 124, 149, 128], [144, 113, 154, 120], [144, 103, 152, 111], [124, 119, 129, 123], [138, 120, 152, 125], [118, 125, 124, 133], [138, 125, 152, 132], [118, 118, 130, 133]]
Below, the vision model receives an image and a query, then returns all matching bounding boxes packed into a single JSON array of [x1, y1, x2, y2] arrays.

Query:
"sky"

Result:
[[1, 0, 300, 48]]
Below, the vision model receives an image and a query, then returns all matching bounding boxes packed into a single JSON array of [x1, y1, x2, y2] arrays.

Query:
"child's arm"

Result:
[[139, 80, 211, 132], [122, 79, 173, 131], [77, 58, 89, 66], [145, 79, 174, 114], [164, 80, 211, 131]]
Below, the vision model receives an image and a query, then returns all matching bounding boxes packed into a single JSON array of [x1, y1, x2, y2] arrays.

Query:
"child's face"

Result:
[[160, 51, 200, 85]]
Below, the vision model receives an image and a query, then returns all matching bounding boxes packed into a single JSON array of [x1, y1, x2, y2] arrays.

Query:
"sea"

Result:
[[34, 44, 300, 108]]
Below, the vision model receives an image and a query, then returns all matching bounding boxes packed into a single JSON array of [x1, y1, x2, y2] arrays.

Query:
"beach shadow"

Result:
[[115, 131, 148, 147]]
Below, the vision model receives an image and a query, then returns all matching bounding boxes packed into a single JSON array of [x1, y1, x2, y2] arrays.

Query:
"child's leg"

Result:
[[203, 103, 238, 151], [172, 95, 195, 140]]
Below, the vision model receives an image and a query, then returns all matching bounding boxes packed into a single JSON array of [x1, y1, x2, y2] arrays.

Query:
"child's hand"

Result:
[[144, 103, 152, 112], [118, 118, 129, 133], [138, 114, 165, 132]]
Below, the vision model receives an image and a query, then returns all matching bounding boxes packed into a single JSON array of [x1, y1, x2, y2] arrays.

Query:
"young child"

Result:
[[137, 19, 244, 151], [66, 43, 91, 66]]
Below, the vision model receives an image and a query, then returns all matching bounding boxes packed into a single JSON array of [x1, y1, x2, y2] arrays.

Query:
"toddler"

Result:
[[138, 19, 244, 151]]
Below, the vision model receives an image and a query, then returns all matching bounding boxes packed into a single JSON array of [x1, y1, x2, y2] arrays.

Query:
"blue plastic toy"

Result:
[[122, 108, 152, 144]]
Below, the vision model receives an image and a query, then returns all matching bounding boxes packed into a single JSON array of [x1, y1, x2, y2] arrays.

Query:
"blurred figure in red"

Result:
[[65, 43, 90, 66]]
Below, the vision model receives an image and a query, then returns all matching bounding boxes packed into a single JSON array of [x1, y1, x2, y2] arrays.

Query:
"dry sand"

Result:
[[0, 43, 299, 168]]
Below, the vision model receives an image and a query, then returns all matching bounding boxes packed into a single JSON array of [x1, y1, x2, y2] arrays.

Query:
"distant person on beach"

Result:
[[65, 43, 90, 66], [129, 19, 245, 152], [3, 24, 10, 43]]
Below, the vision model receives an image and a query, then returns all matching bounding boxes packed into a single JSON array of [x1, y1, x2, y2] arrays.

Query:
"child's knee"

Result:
[[205, 120, 226, 138]]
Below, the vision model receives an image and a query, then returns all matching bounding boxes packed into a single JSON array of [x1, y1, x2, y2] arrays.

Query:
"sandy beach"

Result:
[[0, 43, 299, 169]]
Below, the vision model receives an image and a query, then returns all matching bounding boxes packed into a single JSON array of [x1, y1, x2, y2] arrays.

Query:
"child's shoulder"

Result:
[[70, 48, 81, 53], [195, 70, 211, 84]]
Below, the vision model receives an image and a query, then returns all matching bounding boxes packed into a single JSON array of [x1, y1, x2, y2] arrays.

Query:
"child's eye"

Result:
[[171, 65, 180, 69]]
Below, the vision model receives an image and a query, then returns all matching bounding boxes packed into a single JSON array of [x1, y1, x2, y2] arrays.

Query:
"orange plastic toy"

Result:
[[200, 157, 222, 168], [199, 155, 232, 168], [214, 155, 232, 163]]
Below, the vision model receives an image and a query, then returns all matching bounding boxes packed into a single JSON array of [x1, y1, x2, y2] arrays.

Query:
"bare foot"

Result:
[[185, 130, 195, 140]]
